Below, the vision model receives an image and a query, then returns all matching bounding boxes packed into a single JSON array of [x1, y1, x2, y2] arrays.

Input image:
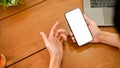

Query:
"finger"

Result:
[[83, 14, 91, 24], [55, 31, 60, 38], [83, 14, 95, 25], [58, 36, 61, 40], [55, 29, 66, 37], [49, 21, 60, 36], [72, 37, 76, 43], [55, 33, 67, 43], [59, 37, 65, 43], [40, 32, 48, 45], [57, 29, 66, 33], [70, 32, 74, 37], [60, 33, 67, 41], [69, 32, 76, 42], [57, 29, 67, 40]]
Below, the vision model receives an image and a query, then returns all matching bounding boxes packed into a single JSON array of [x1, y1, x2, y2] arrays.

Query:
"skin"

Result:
[[40, 15, 120, 68], [71, 14, 120, 48], [40, 22, 67, 68], [83, 14, 120, 48]]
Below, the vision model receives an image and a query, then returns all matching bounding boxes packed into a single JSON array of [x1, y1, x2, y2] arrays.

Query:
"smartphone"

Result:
[[65, 8, 93, 46]]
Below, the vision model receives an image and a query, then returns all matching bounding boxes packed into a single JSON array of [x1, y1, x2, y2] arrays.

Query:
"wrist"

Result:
[[49, 55, 62, 68], [50, 52, 63, 62], [98, 31, 120, 48], [97, 31, 107, 43], [50, 54, 62, 64], [92, 31, 105, 43]]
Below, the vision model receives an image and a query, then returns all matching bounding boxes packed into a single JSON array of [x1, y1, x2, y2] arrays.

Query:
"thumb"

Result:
[[40, 32, 48, 44], [83, 14, 94, 25]]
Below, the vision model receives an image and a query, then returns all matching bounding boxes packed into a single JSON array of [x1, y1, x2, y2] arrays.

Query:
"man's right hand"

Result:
[[70, 14, 102, 43]]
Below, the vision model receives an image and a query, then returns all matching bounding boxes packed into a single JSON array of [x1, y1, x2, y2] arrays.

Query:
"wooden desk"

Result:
[[0, 0, 120, 68]]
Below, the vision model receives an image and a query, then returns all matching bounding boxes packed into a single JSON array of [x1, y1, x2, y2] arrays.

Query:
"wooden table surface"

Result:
[[0, 0, 120, 68]]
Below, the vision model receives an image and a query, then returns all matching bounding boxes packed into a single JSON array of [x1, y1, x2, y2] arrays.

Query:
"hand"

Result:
[[40, 22, 67, 62], [70, 14, 102, 43], [84, 14, 102, 43]]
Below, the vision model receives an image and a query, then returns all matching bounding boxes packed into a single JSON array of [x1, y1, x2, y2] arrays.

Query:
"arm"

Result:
[[40, 22, 67, 68], [49, 55, 61, 68], [84, 14, 120, 48], [99, 31, 120, 48], [70, 14, 120, 48]]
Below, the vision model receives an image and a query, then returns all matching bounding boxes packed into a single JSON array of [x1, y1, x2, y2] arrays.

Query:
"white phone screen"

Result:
[[65, 8, 93, 46]]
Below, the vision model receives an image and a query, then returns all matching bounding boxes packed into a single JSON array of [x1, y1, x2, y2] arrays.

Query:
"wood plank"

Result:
[[0, 0, 46, 20], [5, 48, 49, 68], [62, 38, 120, 68], [9, 37, 120, 68], [8, 48, 50, 68], [62, 27, 120, 68], [0, 0, 83, 66]]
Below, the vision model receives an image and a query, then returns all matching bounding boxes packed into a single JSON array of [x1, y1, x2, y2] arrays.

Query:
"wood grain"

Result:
[[9, 38, 120, 68], [0, 0, 46, 20], [9, 48, 49, 68], [1, 0, 120, 68], [62, 39, 120, 68], [0, 0, 83, 66]]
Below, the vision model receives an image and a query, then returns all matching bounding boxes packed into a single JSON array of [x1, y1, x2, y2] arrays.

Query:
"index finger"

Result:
[[49, 21, 60, 36]]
